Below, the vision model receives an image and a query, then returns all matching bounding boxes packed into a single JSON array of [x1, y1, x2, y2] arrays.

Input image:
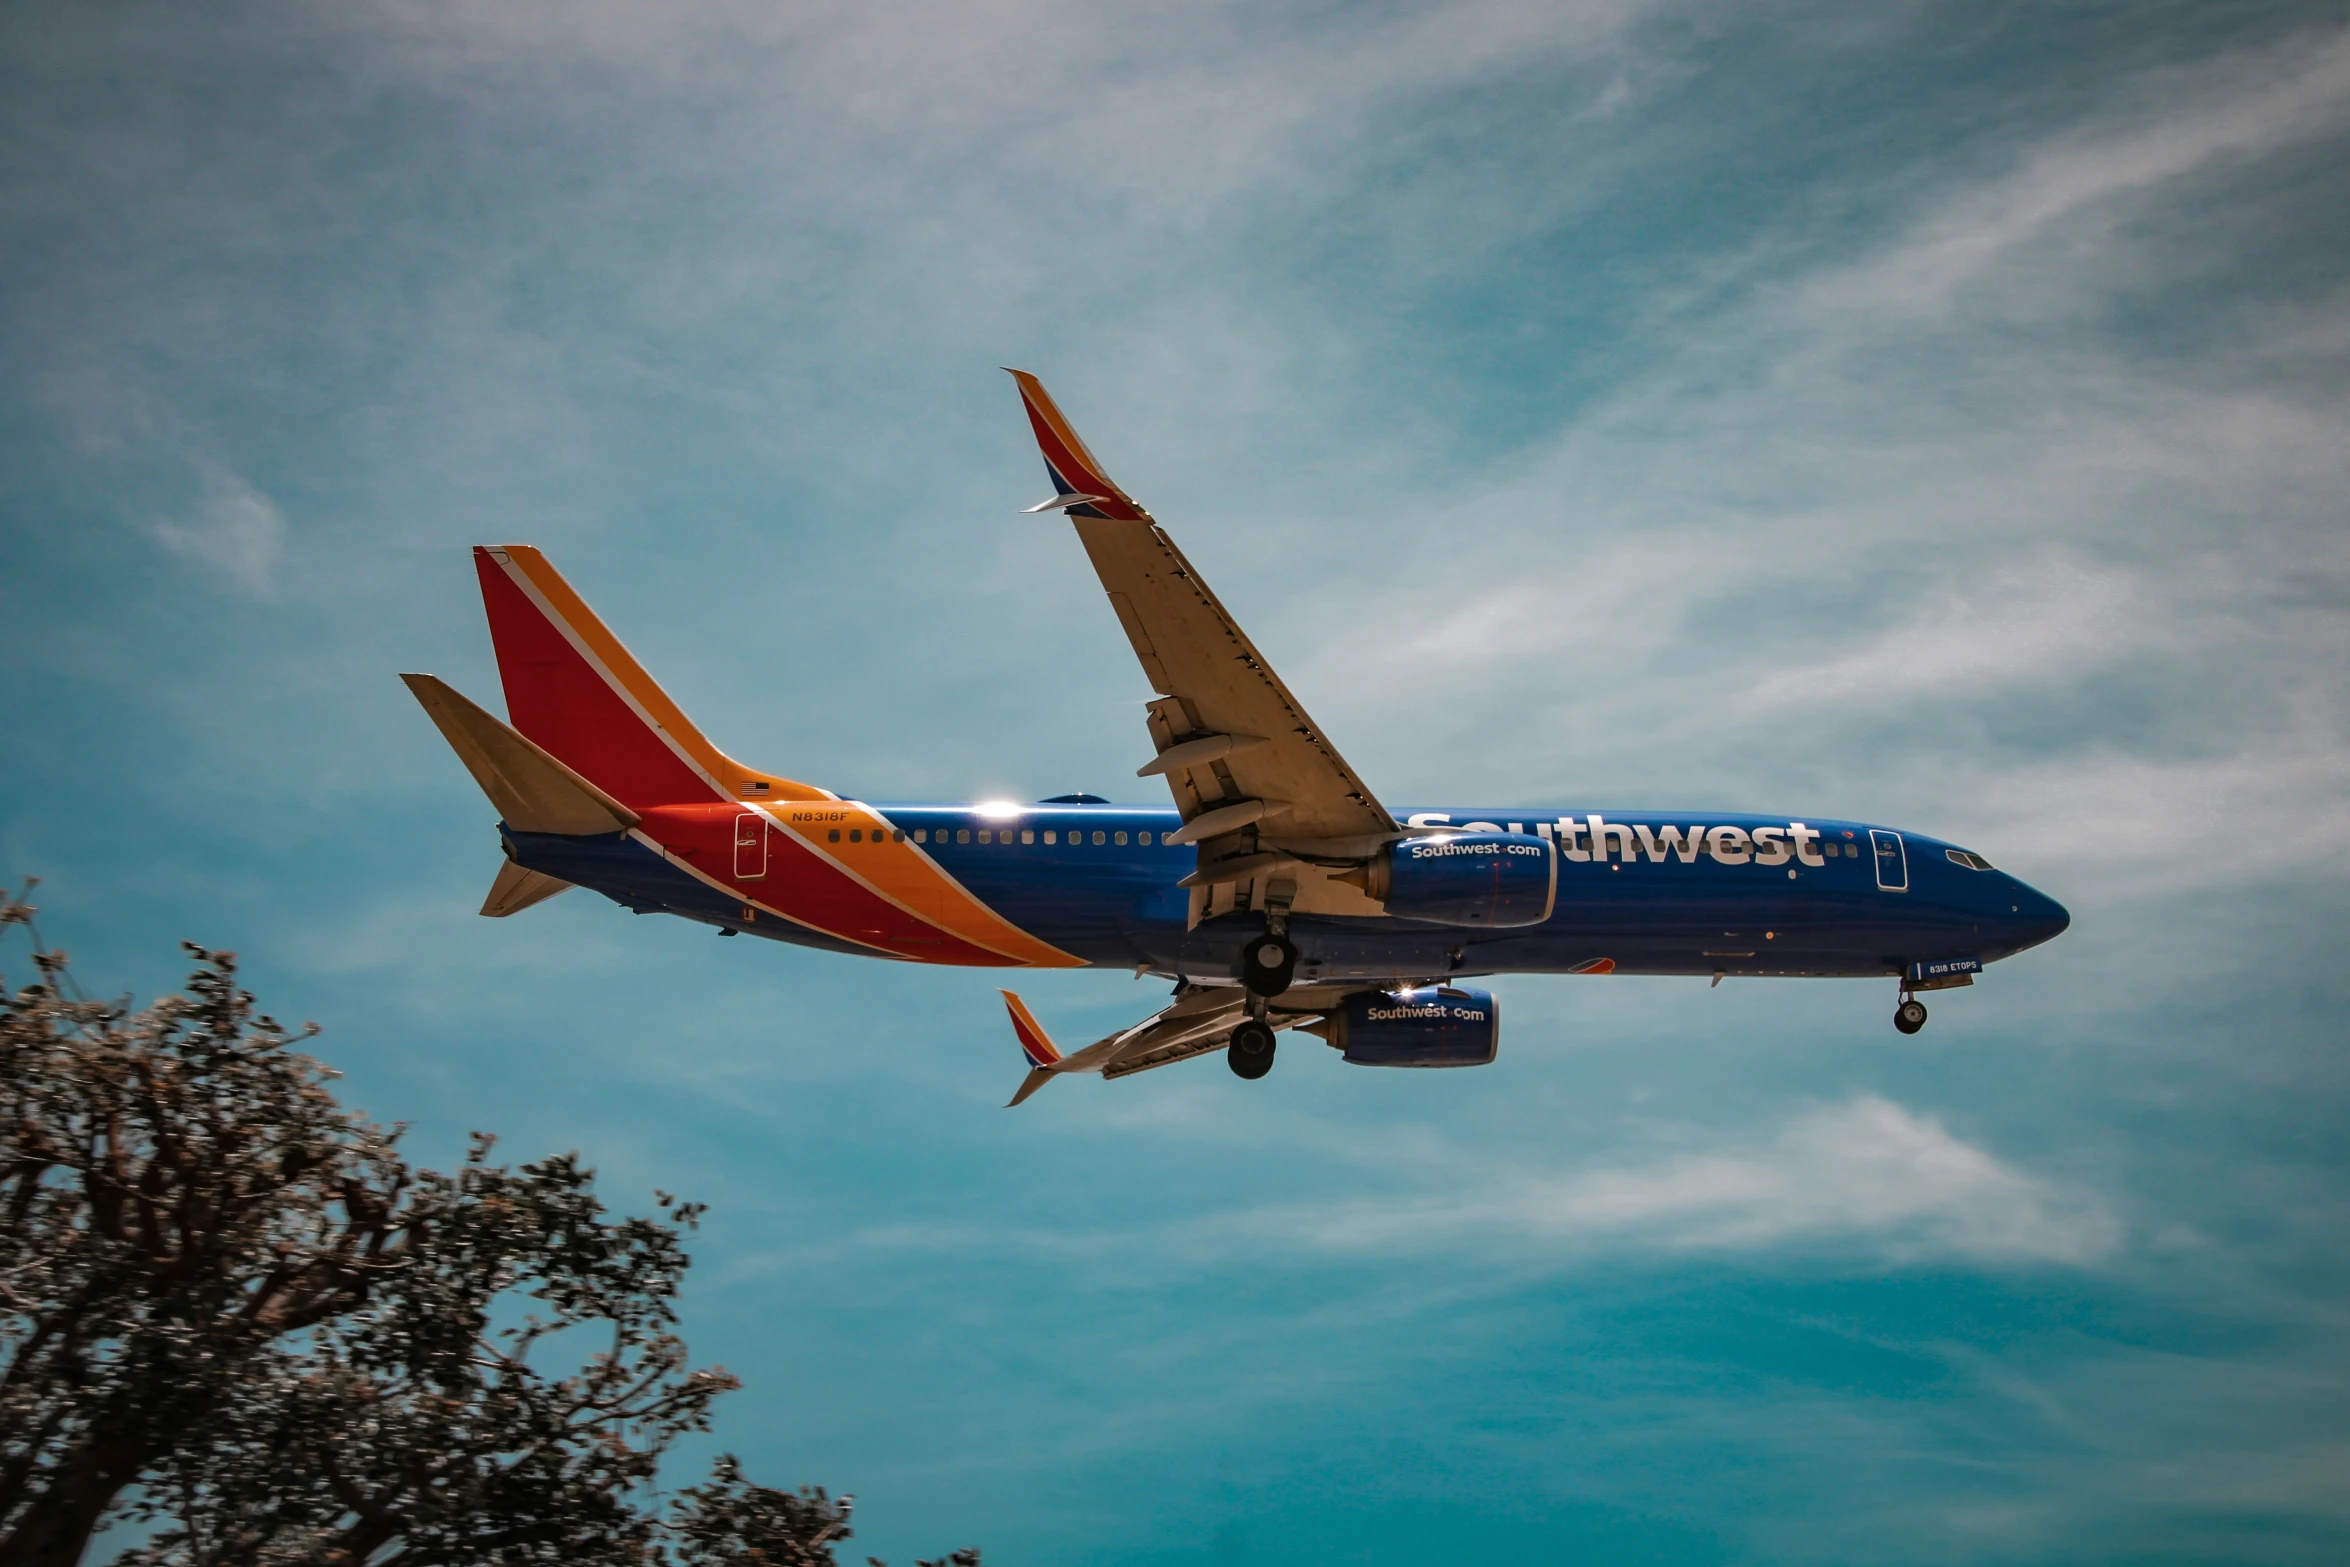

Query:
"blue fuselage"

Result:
[[509, 802, 2070, 986]]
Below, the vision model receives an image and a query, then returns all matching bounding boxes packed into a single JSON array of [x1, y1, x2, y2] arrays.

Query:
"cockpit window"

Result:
[[1945, 849, 1995, 871]]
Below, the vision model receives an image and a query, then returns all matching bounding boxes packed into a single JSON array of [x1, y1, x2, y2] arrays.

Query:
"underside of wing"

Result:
[[1095, 987, 1250, 1080], [1039, 981, 1408, 1086]]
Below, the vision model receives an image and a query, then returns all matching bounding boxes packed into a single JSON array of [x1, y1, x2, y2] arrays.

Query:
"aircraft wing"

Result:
[[1007, 372, 1399, 921], [997, 980, 1423, 1104], [1091, 985, 1252, 1080]]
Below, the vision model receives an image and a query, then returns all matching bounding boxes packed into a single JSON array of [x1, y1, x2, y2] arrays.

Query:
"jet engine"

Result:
[[1343, 832, 1556, 927], [1329, 985, 1500, 1067]]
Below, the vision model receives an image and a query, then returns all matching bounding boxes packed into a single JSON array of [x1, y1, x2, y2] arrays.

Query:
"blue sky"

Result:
[[5, 1, 2348, 1561]]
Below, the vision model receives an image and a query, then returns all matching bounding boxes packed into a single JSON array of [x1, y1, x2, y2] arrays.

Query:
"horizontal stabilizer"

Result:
[[401, 673, 641, 836], [1007, 1067, 1057, 1108], [481, 861, 573, 917]]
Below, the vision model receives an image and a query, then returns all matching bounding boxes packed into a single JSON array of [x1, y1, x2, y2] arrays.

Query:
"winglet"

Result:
[[1003, 370, 1150, 523], [1000, 989, 1064, 1107]]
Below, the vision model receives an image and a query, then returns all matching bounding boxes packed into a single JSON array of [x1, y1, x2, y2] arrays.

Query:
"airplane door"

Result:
[[734, 812, 768, 880], [1870, 829, 1908, 892]]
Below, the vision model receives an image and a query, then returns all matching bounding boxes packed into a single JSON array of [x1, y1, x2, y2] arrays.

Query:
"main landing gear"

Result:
[[1894, 997, 1929, 1035], [1233, 902, 1295, 1077], [1228, 1019, 1277, 1079]]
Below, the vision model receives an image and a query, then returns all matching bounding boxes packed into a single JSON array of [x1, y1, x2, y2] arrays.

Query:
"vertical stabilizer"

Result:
[[471, 546, 832, 810]]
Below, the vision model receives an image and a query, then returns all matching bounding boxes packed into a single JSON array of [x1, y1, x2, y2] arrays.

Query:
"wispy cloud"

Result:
[[1285, 21, 2350, 904], [368, 0, 1665, 217], [7, 4, 2348, 1556], [755, 1095, 2120, 1279], [1812, 28, 2350, 322], [1245, 1095, 2121, 1266], [149, 461, 286, 594]]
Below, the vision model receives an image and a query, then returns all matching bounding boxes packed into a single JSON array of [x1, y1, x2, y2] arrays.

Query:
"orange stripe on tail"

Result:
[[475, 545, 830, 810], [474, 545, 1079, 968]]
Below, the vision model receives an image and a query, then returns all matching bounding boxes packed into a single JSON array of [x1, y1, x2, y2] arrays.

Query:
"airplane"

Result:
[[404, 370, 2071, 1106]]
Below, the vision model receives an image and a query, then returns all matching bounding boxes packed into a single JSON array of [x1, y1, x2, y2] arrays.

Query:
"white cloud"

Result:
[[1270, 24, 2350, 909], [151, 463, 287, 595], [1813, 28, 2350, 322], [369, 0, 1664, 217], [1924, 722, 2350, 895], [1271, 1095, 2121, 1265], [1738, 554, 2141, 712]]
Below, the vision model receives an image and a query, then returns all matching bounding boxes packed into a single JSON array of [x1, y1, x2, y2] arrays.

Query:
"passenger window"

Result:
[[1115, 831, 1129, 846], [1092, 830, 1106, 845], [827, 829, 840, 843], [1022, 829, 1035, 844], [979, 829, 993, 844], [1043, 830, 1057, 844], [849, 829, 863, 843], [891, 829, 904, 843], [1138, 831, 1153, 845], [912, 829, 926, 844], [957, 829, 970, 844]]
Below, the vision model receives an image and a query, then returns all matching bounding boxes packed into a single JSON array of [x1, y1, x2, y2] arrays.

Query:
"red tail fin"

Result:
[[472, 546, 827, 811]]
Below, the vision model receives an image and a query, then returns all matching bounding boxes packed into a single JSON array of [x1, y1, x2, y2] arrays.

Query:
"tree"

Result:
[[0, 889, 977, 1567], [113, 1138, 741, 1567], [1, 902, 413, 1567]]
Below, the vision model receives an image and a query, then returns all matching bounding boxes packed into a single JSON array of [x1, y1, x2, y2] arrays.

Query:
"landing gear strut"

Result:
[[1242, 934, 1298, 997], [1228, 1019, 1277, 1079], [1894, 997, 1929, 1035]]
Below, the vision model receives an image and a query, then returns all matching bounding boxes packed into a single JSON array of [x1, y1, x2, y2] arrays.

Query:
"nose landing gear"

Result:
[[1894, 997, 1929, 1035], [1228, 1019, 1278, 1079]]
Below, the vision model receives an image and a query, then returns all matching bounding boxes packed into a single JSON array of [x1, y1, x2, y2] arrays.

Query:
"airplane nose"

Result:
[[2006, 883, 2070, 950]]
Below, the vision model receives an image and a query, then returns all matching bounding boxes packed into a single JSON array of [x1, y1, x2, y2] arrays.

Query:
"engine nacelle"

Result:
[[1332, 986, 1500, 1068], [1353, 832, 1556, 927]]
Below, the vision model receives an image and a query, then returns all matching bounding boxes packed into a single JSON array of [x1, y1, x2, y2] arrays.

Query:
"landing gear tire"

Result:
[[1242, 935, 1299, 997], [1894, 999, 1929, 1035], [1228, 1020, 1278, 1079]]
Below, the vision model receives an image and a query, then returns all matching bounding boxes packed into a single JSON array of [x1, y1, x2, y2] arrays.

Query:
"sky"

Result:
[[4, 0, 2348, 1561]]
